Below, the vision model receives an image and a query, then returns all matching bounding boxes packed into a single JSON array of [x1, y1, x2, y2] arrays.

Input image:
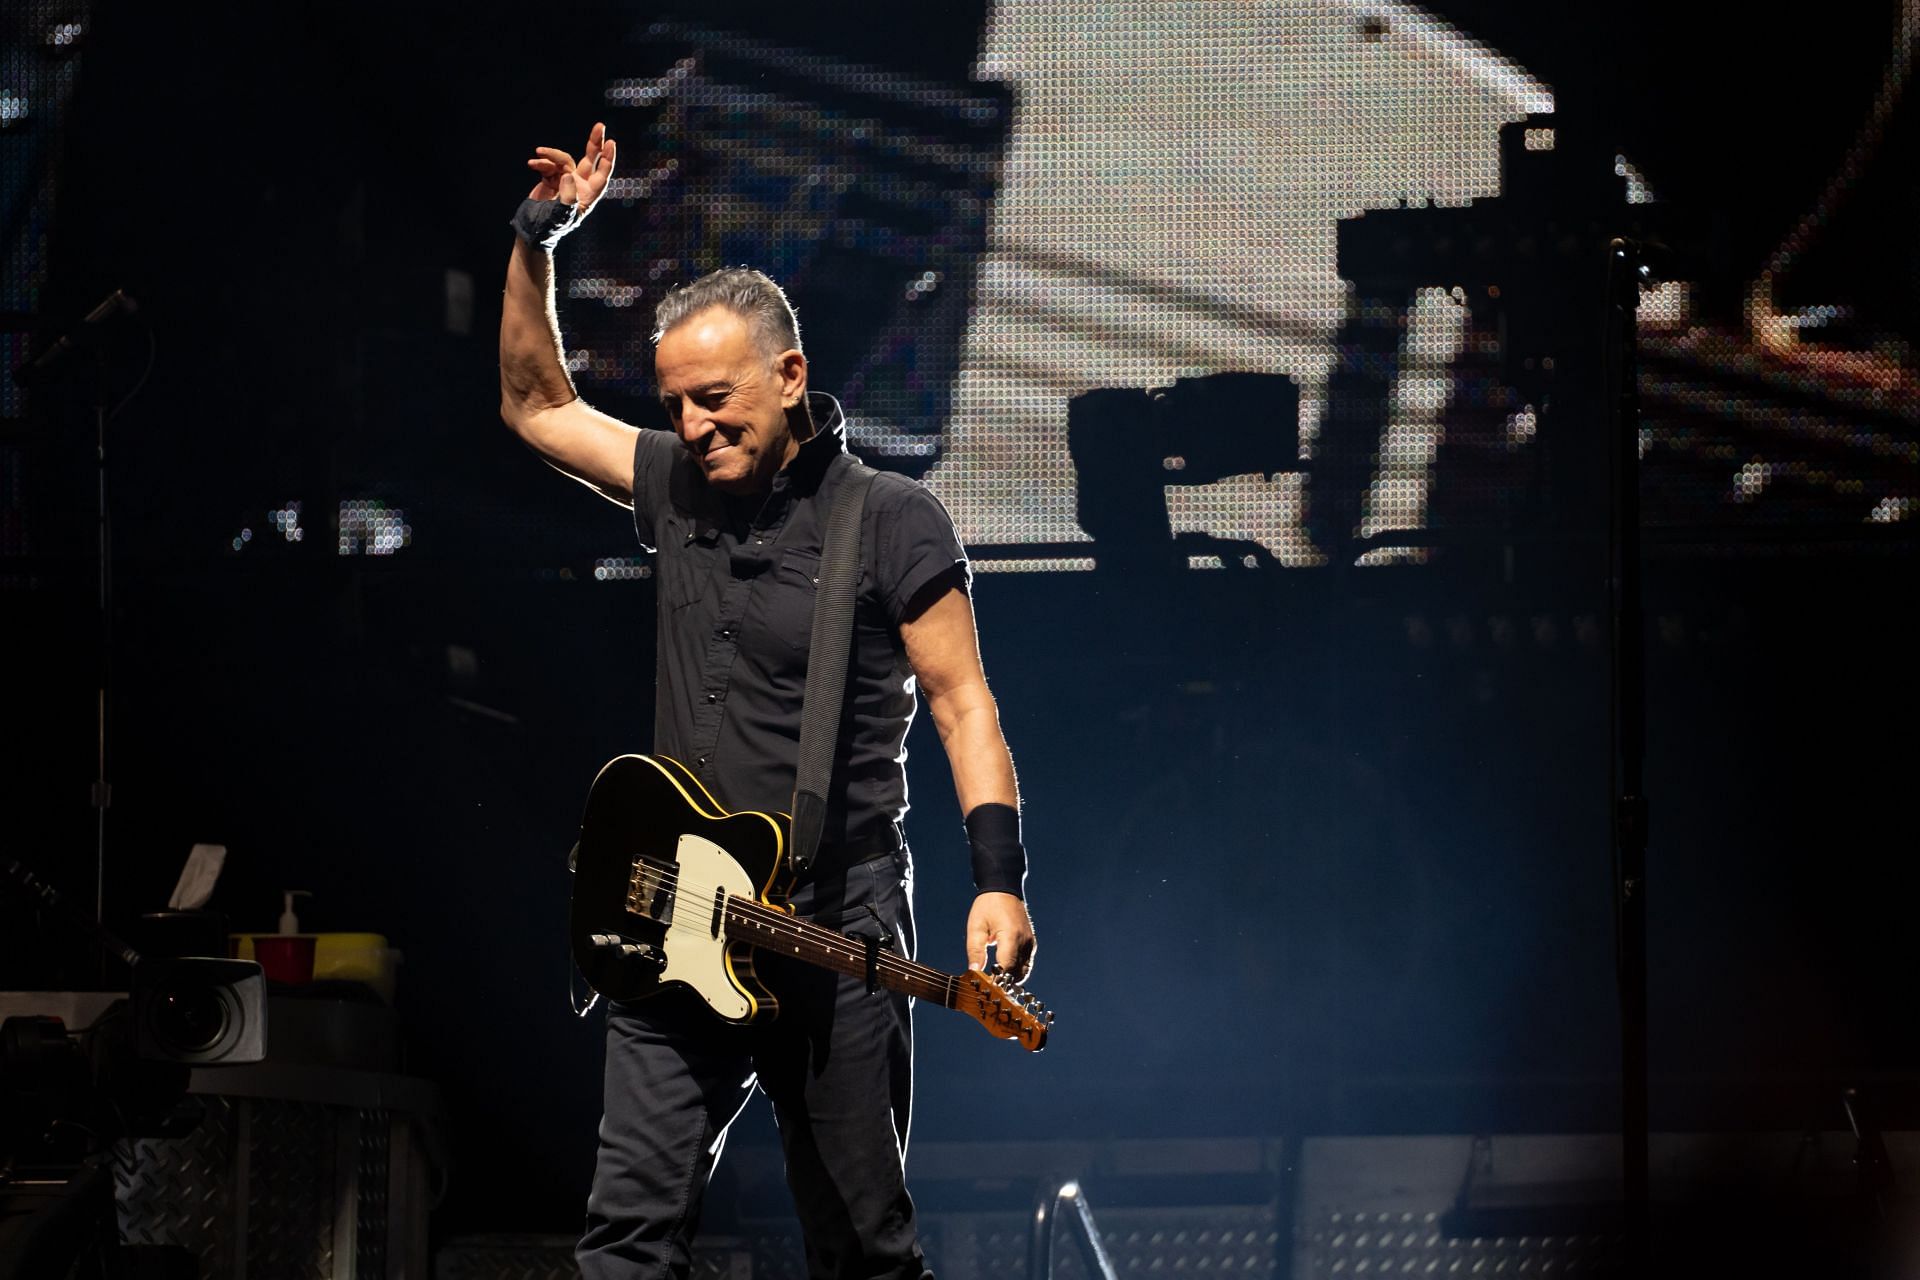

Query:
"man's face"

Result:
[[655, 306, 806, 496]]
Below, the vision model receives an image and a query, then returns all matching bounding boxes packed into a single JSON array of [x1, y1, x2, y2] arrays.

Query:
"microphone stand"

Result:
[[1604, 239, 1651, 1266], [13, 289, 142, 930], [90, 339, 113, 927]]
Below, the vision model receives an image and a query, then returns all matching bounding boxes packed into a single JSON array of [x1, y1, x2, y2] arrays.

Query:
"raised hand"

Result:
[[526, 121, 617, 213]]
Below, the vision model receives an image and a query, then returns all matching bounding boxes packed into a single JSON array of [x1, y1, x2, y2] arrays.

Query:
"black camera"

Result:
[[1069, 371, 1303, 572], [132, 956, 267, 1065]]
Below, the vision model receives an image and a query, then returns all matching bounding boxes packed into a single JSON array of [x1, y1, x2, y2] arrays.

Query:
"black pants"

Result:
[[577, 849, 933, 1280]]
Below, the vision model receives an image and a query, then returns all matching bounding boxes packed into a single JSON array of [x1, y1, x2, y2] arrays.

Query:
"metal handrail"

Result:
[[1029, 1179, 1119, 1280]]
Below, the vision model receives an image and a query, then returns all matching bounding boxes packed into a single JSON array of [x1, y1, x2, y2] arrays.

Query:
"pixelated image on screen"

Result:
[[551, 2, 1918, 575], [1, 2, 89, 574]]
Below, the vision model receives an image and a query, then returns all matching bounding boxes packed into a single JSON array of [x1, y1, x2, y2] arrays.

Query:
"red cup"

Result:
[[254, 935, 317, 984]]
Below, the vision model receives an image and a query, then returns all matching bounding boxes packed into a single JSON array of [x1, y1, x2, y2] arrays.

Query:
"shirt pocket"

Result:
[[662, 534, 723, 616], [765, 548, 822, 659]]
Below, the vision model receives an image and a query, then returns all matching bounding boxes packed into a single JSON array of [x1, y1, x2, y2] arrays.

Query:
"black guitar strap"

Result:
[[789, 455, 878, 875]]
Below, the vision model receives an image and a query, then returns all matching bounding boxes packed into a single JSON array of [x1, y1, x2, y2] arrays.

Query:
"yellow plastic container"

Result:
[[231, 932, 398, 1003]]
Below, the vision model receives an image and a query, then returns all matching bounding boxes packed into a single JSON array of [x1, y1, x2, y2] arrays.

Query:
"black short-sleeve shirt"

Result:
[[632, 393, 969, 847]]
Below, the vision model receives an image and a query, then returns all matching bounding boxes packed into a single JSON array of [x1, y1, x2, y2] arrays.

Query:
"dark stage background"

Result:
[[4, 0, 1917, 1246]]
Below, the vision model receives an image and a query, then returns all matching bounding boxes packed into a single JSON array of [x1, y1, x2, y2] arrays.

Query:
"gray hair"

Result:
[[651, 267, 803, 358]]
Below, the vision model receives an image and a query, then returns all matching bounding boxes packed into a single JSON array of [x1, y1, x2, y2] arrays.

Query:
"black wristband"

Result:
[[964, 802, 1027, 899], [510, 197, 586, 252]]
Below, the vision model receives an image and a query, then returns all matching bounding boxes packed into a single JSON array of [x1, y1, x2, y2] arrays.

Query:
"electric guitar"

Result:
[[568, 754, 1050, 1051]]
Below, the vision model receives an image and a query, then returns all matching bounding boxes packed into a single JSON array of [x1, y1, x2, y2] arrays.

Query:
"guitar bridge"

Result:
[[626, 858, 675, 924]]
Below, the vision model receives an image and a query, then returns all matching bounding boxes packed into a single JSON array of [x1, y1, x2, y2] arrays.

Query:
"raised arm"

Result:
[[499, 122, 640, 504]]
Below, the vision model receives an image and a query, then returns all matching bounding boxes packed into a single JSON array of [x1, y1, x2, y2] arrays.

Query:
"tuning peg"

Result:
[[1045, 1010, 1056, 1022]]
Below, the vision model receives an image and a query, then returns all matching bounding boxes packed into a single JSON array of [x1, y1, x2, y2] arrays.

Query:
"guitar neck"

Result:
[[726, 896, 959, 1009]]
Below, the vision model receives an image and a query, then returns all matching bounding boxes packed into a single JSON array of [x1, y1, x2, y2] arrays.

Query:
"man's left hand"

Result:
[[966, 891, 1036, 982]]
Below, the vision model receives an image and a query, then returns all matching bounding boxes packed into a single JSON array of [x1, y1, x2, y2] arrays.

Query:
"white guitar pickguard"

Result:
[[655, 833, 755, 1019]]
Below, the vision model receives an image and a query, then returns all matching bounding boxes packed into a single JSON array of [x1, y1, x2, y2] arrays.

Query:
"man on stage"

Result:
[[498, 122, 1037, 1279]]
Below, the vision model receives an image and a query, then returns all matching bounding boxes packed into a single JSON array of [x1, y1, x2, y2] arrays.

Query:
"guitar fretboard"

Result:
[[726, 896, 958, 1007]]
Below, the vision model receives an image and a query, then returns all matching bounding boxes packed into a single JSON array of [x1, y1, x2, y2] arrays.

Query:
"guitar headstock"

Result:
[[956, 966, 1051, 1052]]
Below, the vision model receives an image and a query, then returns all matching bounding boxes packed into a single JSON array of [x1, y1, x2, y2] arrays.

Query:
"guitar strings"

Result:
[[628, 865, 951, 990], [641, 905, 958, 1006], [618, 861, 1030, 1010], [614, 846, 1037, 1015], [620, 907, 1027, 1029]]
